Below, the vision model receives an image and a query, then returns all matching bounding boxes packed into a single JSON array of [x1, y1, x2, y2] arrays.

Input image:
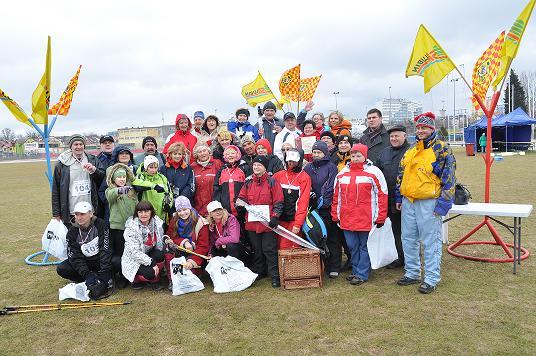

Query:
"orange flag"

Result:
[[279, 64, 300, 101], [49, 65, 82, 116]]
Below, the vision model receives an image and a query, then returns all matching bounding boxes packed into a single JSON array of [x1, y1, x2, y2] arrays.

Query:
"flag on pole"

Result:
[[287, 75, 322, 102], [49, 65, 82, 116], [241, 71, 276, 107], [0, 89, 29, 125], [492, 0, 535, 88], [405, 25, 457, 93], [31, 36, 51, 124], [471, 32, 505, 111], [279, 64, 300, 101]]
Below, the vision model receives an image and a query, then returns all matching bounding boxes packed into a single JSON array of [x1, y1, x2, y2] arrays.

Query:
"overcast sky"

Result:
[[1, 0, 535, 136]]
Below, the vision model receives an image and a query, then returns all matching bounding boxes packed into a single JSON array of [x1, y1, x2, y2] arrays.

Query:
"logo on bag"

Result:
[[47, 231, 58, 240], [220, 266, 231, 275], [172, 262, 184, 275]]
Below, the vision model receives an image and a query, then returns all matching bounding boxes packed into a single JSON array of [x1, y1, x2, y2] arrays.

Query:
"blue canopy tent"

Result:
[[464, 108, 536, 151]]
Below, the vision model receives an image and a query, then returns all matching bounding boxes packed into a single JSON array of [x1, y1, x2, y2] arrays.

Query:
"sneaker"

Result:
[[418, 282, 437, 294], [397, 276, 420, 286], [386, 260, 404, 269], [346, 274, 356, 282], [328, 272, 339, 279], [131, 282, 144, 290], [349, 276, 366, 285], [271, 277, 281, 288], [152, 282, 165, 291]]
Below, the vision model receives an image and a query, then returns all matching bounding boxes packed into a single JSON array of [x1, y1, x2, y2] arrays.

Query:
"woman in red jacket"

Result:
[[331, 144, 388, 286], [295, 120, 320, 162], [165, 196, 209, 289], [163, 114, 198, 157], [238, 155, 284, 288], [273, 148, 311, 250], [191, 143, 223, 216]]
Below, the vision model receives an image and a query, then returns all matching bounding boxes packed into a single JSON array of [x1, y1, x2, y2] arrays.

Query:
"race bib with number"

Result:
[[247, 205, 270, 222], [73, 179, 91, 197], [81, 237, 99, 257]]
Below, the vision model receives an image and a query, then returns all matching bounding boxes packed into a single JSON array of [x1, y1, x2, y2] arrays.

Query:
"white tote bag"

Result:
[[58, 282, 90, 302], [205, 256, 257, 293], [42, 219, 68, 261], [367, 218, 398, 269], [170, 257, 204, 296]]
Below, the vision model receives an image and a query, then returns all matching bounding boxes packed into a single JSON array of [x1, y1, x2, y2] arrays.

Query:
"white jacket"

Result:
[[121, 216, 164, 282], [273, 127, 301, 162]]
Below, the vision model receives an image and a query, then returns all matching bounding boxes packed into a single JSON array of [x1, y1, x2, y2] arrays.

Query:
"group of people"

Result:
[[53, 101, 456, 299]]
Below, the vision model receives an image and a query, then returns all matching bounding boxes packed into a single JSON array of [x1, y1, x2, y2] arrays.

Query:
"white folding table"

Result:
[[444, 203, 533, 274]]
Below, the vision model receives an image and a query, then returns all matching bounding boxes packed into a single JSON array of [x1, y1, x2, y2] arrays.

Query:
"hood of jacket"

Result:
[[331, 118, 352, 131], [175, 114, 192, 130], [111, 145, 134, 164], [58, 149, 85, 166], [106, 162, 136, 187]]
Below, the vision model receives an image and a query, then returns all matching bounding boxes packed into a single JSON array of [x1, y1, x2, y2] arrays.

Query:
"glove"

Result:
[[88, 279, 109, 300], [117, 186, 131, 194], [268, 217, 279, 229], [154, 185, 165, 193], [375, 222, 384, 229], [85, 272, 97, 287]]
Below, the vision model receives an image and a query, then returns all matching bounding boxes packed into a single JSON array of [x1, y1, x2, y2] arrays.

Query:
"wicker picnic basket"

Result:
[[278, 248, 323, 290]]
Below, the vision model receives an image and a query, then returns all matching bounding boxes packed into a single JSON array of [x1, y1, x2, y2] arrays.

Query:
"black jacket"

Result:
[[376, 141, 410, 213], [51, 152, 105, 225], [66, 217, 112, 280], [360, 124, 390, 164]]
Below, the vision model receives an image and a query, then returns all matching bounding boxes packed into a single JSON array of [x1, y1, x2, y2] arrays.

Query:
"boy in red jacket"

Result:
[[273, 148, 311, 250], [332, 144, 387, 285], [238, 155, 284, 288]]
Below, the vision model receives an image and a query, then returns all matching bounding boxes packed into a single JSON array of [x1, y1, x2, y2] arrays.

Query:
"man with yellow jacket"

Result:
[[395, 112, 456, 294]]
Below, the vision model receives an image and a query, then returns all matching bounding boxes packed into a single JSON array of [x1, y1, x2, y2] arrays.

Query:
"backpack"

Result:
[[454, 183, 471, 205]]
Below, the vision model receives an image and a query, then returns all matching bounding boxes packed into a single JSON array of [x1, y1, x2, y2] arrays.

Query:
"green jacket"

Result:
[[478, 135, 487, 147], [132, 170, 172, 221], [105, 163, 138, 230]]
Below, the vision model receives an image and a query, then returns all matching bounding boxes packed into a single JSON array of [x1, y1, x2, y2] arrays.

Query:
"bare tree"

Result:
[[520, 71, 536, 118], [1, 128, 16, 142], [24, 130, 40, 140]]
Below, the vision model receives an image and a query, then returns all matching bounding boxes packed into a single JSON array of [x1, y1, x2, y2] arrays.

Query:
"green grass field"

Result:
[[1, 149, 535, 355]]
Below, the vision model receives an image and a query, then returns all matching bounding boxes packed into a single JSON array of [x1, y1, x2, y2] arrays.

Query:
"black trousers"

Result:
[[136, 249, 165, 280], [57, 259, 103, 283], [109, 228, 125, 256], [389, 211, 404, 263], [247, 231, 279, 279], [319, 209, 342, 273], [211, 243, 245, 262]]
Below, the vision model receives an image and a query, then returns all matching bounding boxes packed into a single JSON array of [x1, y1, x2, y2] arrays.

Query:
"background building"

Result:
[[117, 125, 175, 149], [375, 98, 423, 125]]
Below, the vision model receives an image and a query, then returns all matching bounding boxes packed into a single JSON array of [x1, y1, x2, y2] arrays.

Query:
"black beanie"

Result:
[[263, 101, 277, 112], [320, 131, 336, 142], [252, 155, 269, 171], [142, 136, 158, 149], [235, 108, 250, 118], [336, 134, 353, 145]]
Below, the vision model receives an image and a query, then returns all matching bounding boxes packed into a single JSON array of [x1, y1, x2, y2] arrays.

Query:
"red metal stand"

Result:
[[447, 92, 530, 263]]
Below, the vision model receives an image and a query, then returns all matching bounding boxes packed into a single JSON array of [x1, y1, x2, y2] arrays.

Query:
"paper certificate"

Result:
[[247, 205, 270, 222]]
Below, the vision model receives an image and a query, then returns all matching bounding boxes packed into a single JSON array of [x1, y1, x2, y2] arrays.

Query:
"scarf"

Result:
[[177, 217, 194, 242]]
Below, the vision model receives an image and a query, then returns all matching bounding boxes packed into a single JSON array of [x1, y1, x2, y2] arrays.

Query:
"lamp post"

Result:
[[451, 77, 459, 142], [388, 86, 392, 123], [333, 91, 340, 110]]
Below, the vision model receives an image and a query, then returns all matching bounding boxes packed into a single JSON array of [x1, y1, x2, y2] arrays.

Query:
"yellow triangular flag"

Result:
[[31, 36, 51, 124]]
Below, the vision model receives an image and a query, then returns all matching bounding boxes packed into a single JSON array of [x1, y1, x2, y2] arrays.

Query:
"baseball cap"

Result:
[[100, 135, 115, 144], [73, 201, 93, 213]]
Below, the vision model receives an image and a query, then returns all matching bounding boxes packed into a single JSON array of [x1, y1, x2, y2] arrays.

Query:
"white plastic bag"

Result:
[[42, 219, 68, 260], [170, 257, 204, 296], [58, 282, 90, 301], [205, 256, 257, 293], [367, 218, 398, 269]]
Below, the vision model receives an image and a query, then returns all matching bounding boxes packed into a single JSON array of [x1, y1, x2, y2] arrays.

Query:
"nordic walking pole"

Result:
[[4, 301, 130, 311], [175, 245, 210, 260], [1, 302, 131, 316]]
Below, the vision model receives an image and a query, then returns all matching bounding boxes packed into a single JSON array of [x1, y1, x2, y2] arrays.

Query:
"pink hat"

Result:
[[224, 145, 242, 162]]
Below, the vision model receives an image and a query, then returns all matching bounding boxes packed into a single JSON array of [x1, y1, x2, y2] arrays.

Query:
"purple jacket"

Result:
[[304, 157, 338, 210], [209, 214, 240, 249]]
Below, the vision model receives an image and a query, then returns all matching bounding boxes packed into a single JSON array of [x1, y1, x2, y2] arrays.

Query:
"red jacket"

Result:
[[238, 173, 284, 233], [273, 168, 311, 231], [331, 162, 388, 232], [191, 158, 223, 216], [166, 214, 209, 267], [163, 115, 198, 155]]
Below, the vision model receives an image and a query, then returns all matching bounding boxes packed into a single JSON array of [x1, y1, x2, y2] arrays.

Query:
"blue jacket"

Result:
[[304, 157, 338, 211], [227, 120, 260, 141], [159, 163, 195, 201]]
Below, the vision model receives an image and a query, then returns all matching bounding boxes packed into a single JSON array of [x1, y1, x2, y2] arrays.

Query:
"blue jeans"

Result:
[[343, 230, 371, 281], [401, 197, 443, 286]]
